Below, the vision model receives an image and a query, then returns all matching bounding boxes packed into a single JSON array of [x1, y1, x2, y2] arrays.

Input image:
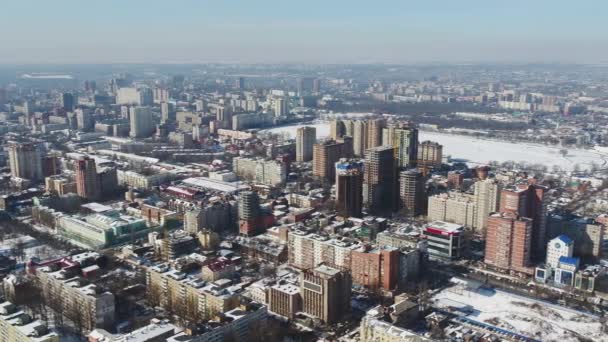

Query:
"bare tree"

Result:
[[185, 293, 201, 325], [147, 282, 162, 314], [12, 240, 26, 262], [70, 299, 85, 335]]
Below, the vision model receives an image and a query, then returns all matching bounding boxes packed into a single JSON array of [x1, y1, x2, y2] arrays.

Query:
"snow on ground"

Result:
[[261, 122, 330, 140], [431, 279, 605, 342], [421, 131, 607, 172], [260, 122, 606, 171], [0, 235, 66, 262]]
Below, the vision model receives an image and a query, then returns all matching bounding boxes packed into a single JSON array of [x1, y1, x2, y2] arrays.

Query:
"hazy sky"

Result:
[[1, 0, 606, 64]]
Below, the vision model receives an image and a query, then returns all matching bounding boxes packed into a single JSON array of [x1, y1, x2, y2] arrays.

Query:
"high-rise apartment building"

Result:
[[500, 184, 549, 260], [75, 157, 101, 201], [427, 192, 477, 229], [366, 118, 385, 150], [335, 159, 364, 218], [329, 120, 345, 140], [75, 108, 94, 131], [296, 126, 316, 162], [274, 97, 288, 117], [385, 124, 418, 168], [238, 190, 260, 229], [341, 119, 354, 137], [238, 191, 273, 236], [153, 87, 169, 104], [500, 186, 528, 215], [364, 146, 397, 214], [61, 92, 75, 111], [301, 265, 351, 324], [484, 212, 533, 274], [352, 120, 368, 157], [216, 105, 233, 129], [526, 184, 549, 259], [418, 140, 443, 167], [399, 169, 426, 216], [288, 230, 359, 270], [473, 178, 501, 233], [235, 76, 245, 90], [160, 102, 174, 123], [129, 106, 156, 138], [340, 135, 354, 158], [138, 88, 154, 106], [8, 142, 43, 182], [312, 140, 347, 181], [23, 100, 34, 116]]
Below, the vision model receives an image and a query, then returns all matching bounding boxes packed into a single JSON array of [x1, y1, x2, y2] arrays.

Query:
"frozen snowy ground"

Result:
[[260, 122, 330, 141], [431, 279, 605, 342], [0, 235, 65, 263], [260, 122, 606, 171]]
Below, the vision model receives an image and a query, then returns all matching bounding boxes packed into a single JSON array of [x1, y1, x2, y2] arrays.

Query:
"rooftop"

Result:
[[426, 221, 463, 232], [314, 264, 341, 277], [182, 177, 250, 194], [555, 234, 574, 245], [432, 277, 603, 341], [0, 301, 58, 341], [271, 282, 300, 295]]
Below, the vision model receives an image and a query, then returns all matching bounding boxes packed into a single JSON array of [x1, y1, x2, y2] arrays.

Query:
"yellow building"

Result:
[[146, 264, 240, 321]]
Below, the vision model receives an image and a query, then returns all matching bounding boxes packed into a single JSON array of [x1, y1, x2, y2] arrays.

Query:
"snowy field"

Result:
[[0, 235, 65, 263], [432, 279, 604, 342], [260, 122, 606, 171]]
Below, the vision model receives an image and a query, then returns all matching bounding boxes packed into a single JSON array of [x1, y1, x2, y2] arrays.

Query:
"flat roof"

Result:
[[81, 202, 114, 213], [314, 265, 341, 276], [427, 221, 463, 232], [182, 177, 250, 194]]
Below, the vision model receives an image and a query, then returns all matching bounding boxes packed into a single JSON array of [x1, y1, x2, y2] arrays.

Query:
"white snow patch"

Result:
[[432, 280, 604, 342]]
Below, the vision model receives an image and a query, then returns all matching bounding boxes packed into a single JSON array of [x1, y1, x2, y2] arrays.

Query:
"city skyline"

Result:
[[1, 0, 607, 64], [0, 3, 607, 341]]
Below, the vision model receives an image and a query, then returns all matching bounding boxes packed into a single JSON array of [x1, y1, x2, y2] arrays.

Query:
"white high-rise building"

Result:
[[546, 235, 574, 269]]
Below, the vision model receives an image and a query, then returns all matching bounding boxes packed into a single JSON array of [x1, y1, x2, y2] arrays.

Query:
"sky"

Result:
[[0, 0, 607, 64]]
